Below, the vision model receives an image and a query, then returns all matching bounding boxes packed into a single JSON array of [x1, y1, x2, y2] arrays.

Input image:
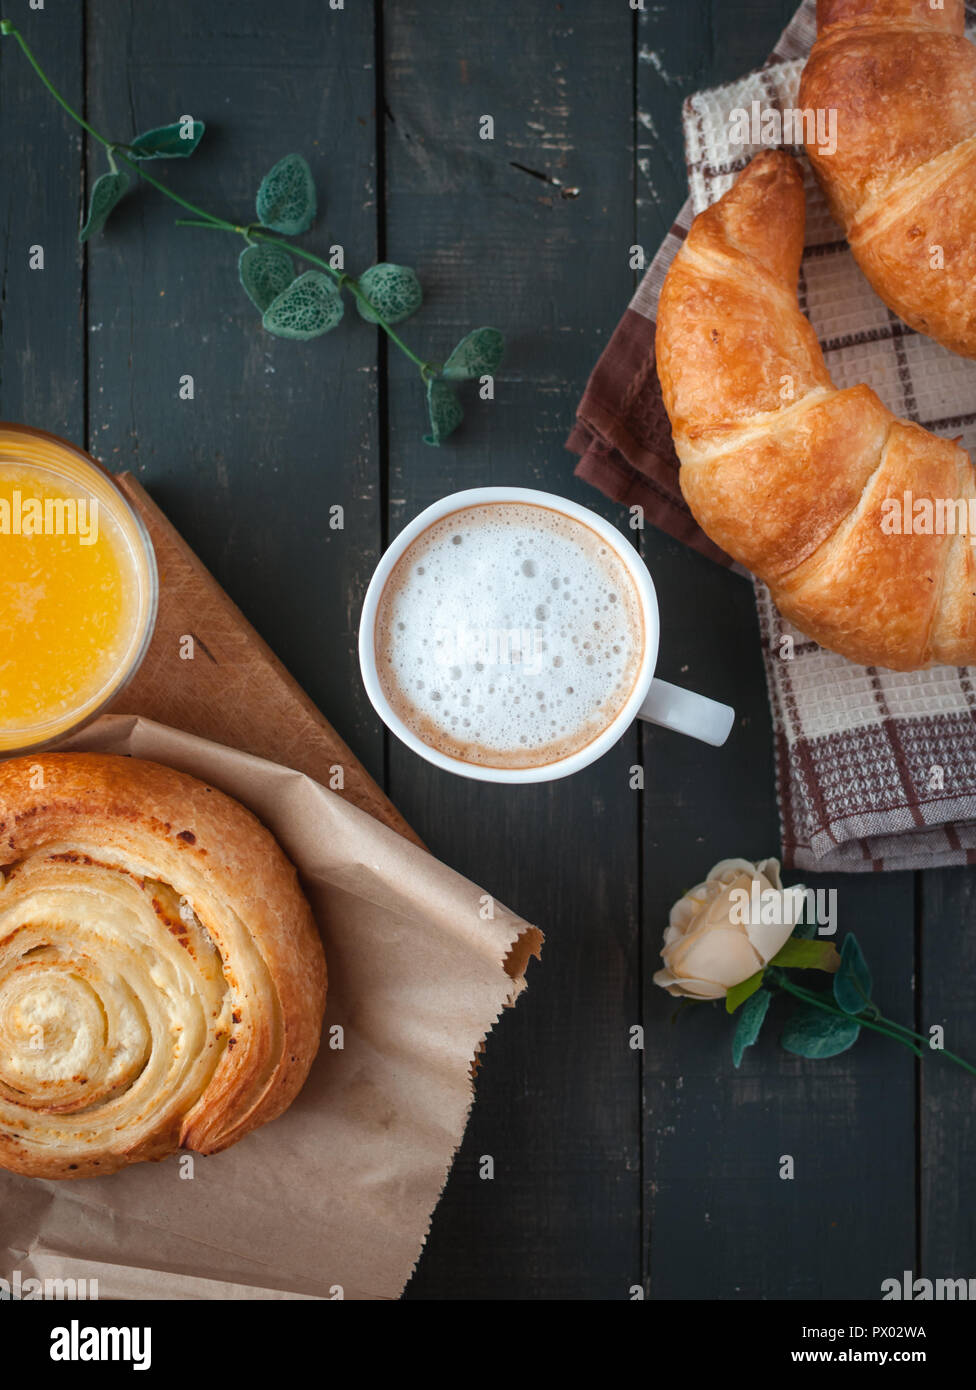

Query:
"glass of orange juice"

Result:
[[0, 423, 158, 754]]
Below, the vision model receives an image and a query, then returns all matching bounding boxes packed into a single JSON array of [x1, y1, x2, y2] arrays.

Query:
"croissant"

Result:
[[0, 753, 326, 1179], [798, 0, 976, 357], [655, 150, 976, 670]]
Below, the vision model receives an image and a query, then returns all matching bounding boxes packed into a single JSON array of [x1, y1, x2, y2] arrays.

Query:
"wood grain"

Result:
[[637, 0, 917, 1301], [84, 0, 386, 790], [0, 0, 968, 1302], [385, 0, 642, 1300], [920, 870, 976, 1283], [0, 6, 84, 436], [114, 474, 421, 845]]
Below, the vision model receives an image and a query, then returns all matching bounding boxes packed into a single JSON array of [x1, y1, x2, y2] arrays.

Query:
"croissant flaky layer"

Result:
[[656, 151, 976, 671], [0, 754, 326, 1179], [799, 0, 976, 357]]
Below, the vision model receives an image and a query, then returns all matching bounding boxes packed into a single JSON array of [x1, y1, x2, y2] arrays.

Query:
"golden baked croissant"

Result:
[[798, 0, 976, 357], [0, 753, 326, 1179], [656, 150, 976, 670]]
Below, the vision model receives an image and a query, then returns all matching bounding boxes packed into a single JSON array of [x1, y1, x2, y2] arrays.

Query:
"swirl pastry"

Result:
[[0, 753, 326, 1179]]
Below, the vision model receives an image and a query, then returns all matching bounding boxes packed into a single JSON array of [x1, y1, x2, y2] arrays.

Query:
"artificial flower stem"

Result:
[[783, 978, 940, 1057], [774, 975, 925, 1055], [853, 1011, 976, 1077], [0, 23, 233, 229], [772, 972, 976, 1075], [112, 150, 238, 229], [246, 228, 431, 371], [1, 20, 106, 147], [1, 19, 433, 376]]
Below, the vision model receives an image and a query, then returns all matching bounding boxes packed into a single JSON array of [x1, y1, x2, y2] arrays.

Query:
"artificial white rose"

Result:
[[653, 857, 806, 1000]]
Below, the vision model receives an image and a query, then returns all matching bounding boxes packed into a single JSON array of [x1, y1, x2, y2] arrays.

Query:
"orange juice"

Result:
[[0, 427, 157, 752]]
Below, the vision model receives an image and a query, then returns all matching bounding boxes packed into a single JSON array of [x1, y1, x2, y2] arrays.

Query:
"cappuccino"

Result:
[[374, 502, 645, 769]]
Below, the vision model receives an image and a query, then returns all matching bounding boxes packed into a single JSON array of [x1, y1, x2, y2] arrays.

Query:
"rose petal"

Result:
[[661, 855, 799, 999], [670, 926, 762, 989], [756, 858, 783, 891], [700, 873, 754, 929], [669, 880, 719, 932], [744, 913, 795, 964], [707, 857, 761, 883], [653, 969, 726, 999]]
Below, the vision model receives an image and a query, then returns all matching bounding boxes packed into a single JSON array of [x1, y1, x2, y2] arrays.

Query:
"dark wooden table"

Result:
[[1, 0, 971, 1301]]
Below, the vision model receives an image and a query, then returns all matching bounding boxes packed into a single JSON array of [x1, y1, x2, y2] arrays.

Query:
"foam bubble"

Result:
[[374, 502, 645, 769]]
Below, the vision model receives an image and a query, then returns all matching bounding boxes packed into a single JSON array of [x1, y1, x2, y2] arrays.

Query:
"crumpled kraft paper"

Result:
[[0, 715, 542, 1300]]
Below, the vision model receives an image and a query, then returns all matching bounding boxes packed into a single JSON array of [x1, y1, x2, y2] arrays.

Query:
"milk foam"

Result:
[[375, 502, 645, 769]]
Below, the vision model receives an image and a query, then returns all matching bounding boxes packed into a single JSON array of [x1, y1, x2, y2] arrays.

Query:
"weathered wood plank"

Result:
[[920, 871, 976, 1281], [638, 0, 917, 1300], [383, 0, 641, 1299], [0, 6, 84, 434], [84, 0, 384, 783], [2, 0, 948, 1303], [636, 0, 799, 247]]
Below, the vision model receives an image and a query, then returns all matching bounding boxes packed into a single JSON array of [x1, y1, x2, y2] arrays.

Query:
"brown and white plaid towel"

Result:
[[569, 0, 976, 874]]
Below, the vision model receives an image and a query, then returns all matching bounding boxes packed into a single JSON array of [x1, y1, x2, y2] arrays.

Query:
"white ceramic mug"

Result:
[[359, 487, 735, 783]]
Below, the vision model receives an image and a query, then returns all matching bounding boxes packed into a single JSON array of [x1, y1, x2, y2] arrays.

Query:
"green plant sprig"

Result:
[[724, 929, 976, 1076], [0, 18, 503, 445]]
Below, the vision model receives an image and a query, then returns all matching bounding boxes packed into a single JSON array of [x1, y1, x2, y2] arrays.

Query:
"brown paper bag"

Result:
[[0, 715, 542, 1300]]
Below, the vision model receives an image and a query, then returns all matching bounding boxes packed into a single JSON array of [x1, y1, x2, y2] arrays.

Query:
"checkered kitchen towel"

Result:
[[568, 0, 976, 873]]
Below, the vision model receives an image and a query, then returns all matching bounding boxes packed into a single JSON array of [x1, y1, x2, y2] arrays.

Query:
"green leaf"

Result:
[[770, 938, 841, 972], [781, 1003, 861, 1059], [726, 970, 765, 1014], [261, 271, 343, 340], [732, 988, 772, 1068], [833, 934, 874, 1016], [424, 378, 464, 446], [79, 170, 130, 243], [356, 263, 423, 325], [792, 914, 818, 940], [239, 242, 296, 313], [256, 153, 317, 235], [128, 119, 205, 160], [441, 326, 505, 381]]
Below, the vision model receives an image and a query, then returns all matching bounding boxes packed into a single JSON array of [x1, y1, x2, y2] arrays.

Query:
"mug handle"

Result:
[[637, 678, 735, 748]]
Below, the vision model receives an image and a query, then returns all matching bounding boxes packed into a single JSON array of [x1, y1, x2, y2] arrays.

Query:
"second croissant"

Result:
[[655, 151, 976, 671]]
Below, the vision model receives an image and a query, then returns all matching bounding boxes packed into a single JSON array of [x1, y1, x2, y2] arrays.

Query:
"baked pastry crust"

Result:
[[656, 150, 976, 670], [799, 0, 976, 358], [0, 753, 326, 1179]]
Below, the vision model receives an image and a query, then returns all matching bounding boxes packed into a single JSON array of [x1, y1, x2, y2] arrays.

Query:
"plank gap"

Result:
[[374, 0, 392, 797], [913, 869, 924, 1277], [81, 0, 91, 459]]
